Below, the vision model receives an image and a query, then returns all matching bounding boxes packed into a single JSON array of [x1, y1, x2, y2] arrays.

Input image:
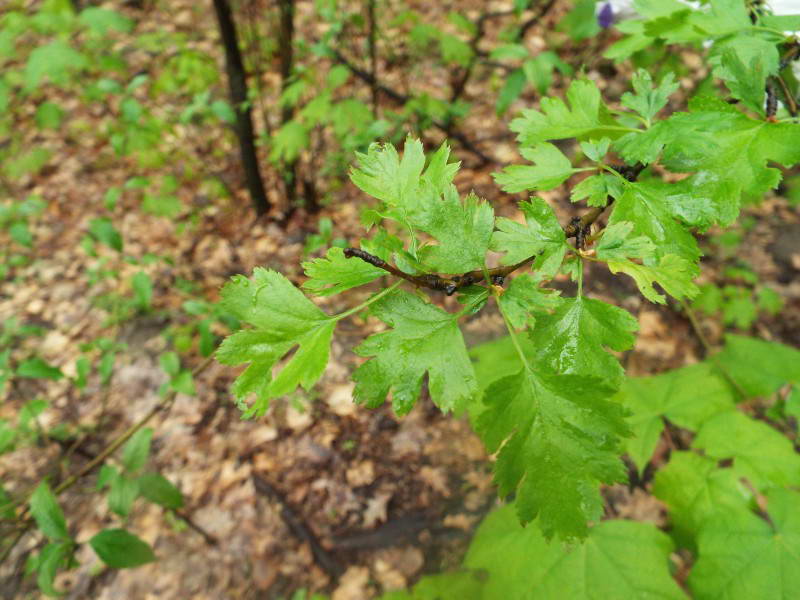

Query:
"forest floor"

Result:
[[1, 1, 799, 599]]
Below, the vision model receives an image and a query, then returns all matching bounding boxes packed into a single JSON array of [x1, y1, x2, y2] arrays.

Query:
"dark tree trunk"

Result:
[[277, 0, 295, 125], [367, 0, 378, 116], [212, 0, 270, 216]]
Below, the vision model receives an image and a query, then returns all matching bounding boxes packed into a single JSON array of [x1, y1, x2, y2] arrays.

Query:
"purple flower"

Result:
[[598, 3, 614, 28]]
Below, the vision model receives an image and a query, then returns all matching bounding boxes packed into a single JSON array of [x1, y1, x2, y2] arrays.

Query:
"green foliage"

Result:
[[29, 482, 70, 542], [476, 369, 629, 539], [463, 504, 687, 599], [216, 268, 339, 417], [530, 296, 638, 386], [490, 199, 567, 277], [688, 488, 800, 599], [617, 362, 736, 472], [353, 291, 477, 415], [16, 357, 63, 380], [89, 529, 155, 568]]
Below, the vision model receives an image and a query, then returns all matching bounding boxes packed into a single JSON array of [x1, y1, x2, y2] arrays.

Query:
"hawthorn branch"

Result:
[[344, 163, 645, 296]]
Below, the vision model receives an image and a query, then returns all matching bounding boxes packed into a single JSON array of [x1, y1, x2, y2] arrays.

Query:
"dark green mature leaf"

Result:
[[90, 529, 155, 568], [16, 357, 63, 380], [138, 473, 184, 509], [496, 68, 526, 116], [416, 190, 494, 272], [490, 198, 567, 277], [353, 291, 477, 416], [29, 482, 69, 541], [693, 411, 800, 489], [531, 296, 638, 387], [464, 505, 687, 599], [35, 542, 73, 597], [216, 268, 336, 417], [509, 79, 622, 146], [476, 370, 629, 539], [714, 335, 800, 397], [88, 217, 123, 252], [653, 451, 752, 548], [108, 473, 139, 517], [494, 143, 578, 193], [689, 488, 800, 600], [302, 247, 384, 296], [618, 363, 736, 472]]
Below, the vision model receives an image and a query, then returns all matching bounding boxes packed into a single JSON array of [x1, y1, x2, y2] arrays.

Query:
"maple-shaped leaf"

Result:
[[464, 505, 687, 599], [490, 198, 567, 278], [415, 189, 494, 273], [653, 451, 752, 549], [350, 138, 460, 234], [350, 136, 425, 208], [597, 224, 698, 303], [714, 334, 800, 397], [531, 296, 638, 387], [579, 138, 611, 162], [689, 0, 752, 38], [659, 99, 800, 225], [621, 69, 679, 122], [353, 291, 477, 415], [476, 369, 630, 540], [693, 410, 800, 490], [607, 182, 701, 265], [499, 273, 562, 330], [570, 173, 624, 207], [617, 362, 737, 473], [610, 255, 699, 304], [689, 488, 800, 600], [216, 268, 336, 417], [509, 78, 622, 146], [493, 142, 579, 193], [711, 36, 779, 115], [302, 247, 385, 296]]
